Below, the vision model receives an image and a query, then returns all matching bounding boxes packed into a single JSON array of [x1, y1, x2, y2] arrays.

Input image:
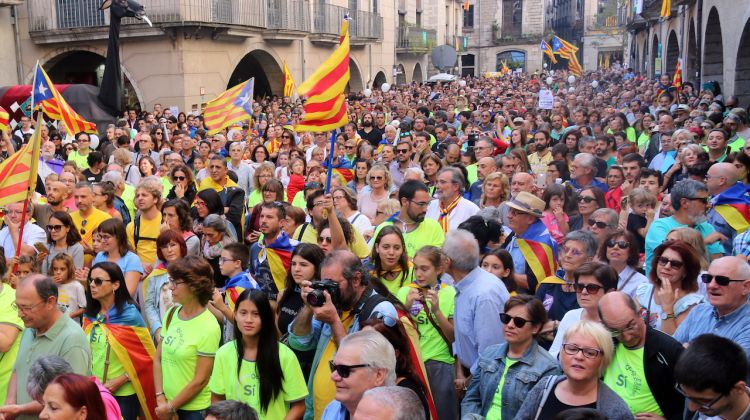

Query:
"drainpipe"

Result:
[[12, 5, 24, 84], [300, 39, 305, 81]]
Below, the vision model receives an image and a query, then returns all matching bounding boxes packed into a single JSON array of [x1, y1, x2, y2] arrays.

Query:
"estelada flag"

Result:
[[31, 63, 97, 134], [204, 78, 254, 135], [83, 303, 157, 420], [713, 183, 750, 233], [257, 231, 297, 293], [0, 106, 9, 133]]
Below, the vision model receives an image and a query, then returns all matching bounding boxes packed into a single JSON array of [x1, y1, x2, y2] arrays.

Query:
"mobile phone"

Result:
[[467, 134, 477, 148], [34, 242, 49, 254]]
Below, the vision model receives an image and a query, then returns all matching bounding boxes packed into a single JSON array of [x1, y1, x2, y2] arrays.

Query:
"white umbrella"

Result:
[[428, 73, 458, 82]]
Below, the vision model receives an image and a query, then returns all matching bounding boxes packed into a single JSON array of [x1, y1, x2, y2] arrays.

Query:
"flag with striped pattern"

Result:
[[0, 106, 8, 133], [0, 114, 43, 208], [204, 78, 254, 135], [295, 19, 350, 133], [31, 64, 97, 134], [661, 0, 671, 18], [282, 60, 296, 98]]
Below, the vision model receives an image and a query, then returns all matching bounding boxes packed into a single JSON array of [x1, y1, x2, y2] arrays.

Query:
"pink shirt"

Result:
[[90, 377, 122, 420], [541, 211, 568, 245]]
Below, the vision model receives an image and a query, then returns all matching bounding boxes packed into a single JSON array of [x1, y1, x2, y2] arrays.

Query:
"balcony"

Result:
[[311, 5, 382, 45], [396, 24, 436, 54], [585, 14, 626, 32], [454, 35, 469, 52], [265, 0, 310, 40]]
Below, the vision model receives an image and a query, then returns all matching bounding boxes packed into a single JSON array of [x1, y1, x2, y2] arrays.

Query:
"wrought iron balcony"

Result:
[[396, 24, 436, 54], [312, 3, 382, 44], [267, 0, 310, 33], [585, 14, 626, 31], [349, 10, 383, 40]]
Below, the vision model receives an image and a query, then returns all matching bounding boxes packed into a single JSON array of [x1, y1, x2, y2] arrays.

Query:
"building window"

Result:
[[372, 0, 378, 14], [502, 0, 523, 37], [496, 50, 526, 72], [461, 54, 476, 77], [463, 5, 474, 28]]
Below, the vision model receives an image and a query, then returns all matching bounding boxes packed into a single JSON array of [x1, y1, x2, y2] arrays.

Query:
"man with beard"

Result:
[[33, 181, 68, 229], [199, 156, 245, 236], [288, 250, 398, 419], [39, 141, 64, 177], [528, 130, 553, 175], [372, 180, 444, 257], [644, 179, 725, 273], [426, 167, 479, 233], [249, 202, 297, 299], [358, 112, 383, 147]]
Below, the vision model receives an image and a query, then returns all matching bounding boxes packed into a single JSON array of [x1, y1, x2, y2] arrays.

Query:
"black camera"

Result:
[[307, 279, 341, 308]]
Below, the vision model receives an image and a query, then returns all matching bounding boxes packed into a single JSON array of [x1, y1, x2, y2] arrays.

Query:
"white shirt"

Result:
[[617, 265, 648, 299], [347, 211, 373, 238], [549, 308, 584, 359], [425, 197, 479, 232], [0, 222, 47, 258]]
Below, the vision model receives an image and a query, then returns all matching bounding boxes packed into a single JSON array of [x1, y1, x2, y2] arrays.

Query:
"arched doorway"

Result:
[[46, 50, 140, 110], [703, 7, 724, 87], [496, 50, 526, 72], [665, 30, 679, 77], [373, 71, 387, 89], [687, 19, 699, 83], [228, 50, 283, 97], [735, 18, 750, 107], [395, 64, 407, 85], [412, 62, 423, 83], [651, 33, 660, 77], [348, 59, 364, 93]]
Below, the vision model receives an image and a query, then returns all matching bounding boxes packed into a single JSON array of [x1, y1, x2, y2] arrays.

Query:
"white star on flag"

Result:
[[37, 83, 48, 97]]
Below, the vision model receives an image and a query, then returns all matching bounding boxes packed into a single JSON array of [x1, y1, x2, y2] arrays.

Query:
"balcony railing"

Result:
[[350, 9, 382, 39], [314, 3, 348, 35], [585, 14, 626, 31], [267, 0, 310, 32], [397, 25, 436, 53]]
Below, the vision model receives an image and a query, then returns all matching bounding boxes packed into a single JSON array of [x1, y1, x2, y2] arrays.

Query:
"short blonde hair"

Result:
[[136, 176, 164, 203], [562, 320, 614, 377], [629, 187, 657, 208], [368, 164, 393, 190], [113, 148, 133, 166]]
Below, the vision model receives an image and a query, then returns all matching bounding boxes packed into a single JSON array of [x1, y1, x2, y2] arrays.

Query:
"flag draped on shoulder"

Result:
[[0, 114, 43, 208], [540, 40, 558, 64], [295, 19, 350, 133], [713, 183, 750, 233], [282, 61, 296, 98], [32, 64, 97, 134], [83, 304, 157, 420], [257, 231, 297, 293], [204, 78, 254, 135]]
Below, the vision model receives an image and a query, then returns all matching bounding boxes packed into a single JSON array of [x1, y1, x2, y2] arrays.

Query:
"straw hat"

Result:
[[506, 191, 545, 218]]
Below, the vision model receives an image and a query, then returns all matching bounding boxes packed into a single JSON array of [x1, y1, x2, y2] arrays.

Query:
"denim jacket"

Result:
[[461, 341, 561, 420]]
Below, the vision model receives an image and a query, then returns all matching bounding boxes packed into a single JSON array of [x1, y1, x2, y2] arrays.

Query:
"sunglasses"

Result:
[[329, 361, 370, 379], [700, 273, 747, 286], [80, 219, 88, 235], [46, 224, 64, 232], [370, 176, 384, 180], [318, 236, 333, 244], [173, 176, 186, 181], [499, 313, 534, 328], [588, 219, 609, 229], [657, 256, 684, 269], [574, 283, 604, 294], [606, 239, 630, 249], [89, 277, 112, 286], [578, 196, 596, 203]]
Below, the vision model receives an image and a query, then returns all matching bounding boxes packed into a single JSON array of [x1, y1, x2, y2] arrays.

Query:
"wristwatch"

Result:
[[660, 312, 676, 320]]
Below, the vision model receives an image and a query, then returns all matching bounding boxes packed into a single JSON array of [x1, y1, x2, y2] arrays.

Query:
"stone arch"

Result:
[[395, 64, 407, 85], [687, 18, 699, 83], [373, 70, 387, 89], [228, 49, 283, 97], [703, 7, 724, 87], [412, 62, 423, 83], [43, 50, 143, 110], [665, 30, 679, 78], [651, 33, 660, 77], [735, 18, 750, 107], [348, 58, 364, 93]]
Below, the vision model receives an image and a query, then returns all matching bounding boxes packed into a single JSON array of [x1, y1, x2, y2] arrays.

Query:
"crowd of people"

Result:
[[0, 65, 749, 420]]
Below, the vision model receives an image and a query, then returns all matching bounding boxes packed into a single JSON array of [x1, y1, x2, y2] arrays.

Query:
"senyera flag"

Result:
[[0, 113, 43, 208]]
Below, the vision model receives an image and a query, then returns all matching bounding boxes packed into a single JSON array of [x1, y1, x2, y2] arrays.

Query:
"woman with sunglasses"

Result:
[[462, 295, 560, 420], [143, 230, 188, 342], [83, 262, 155, 420], [166, 164, 197, 206], [154, 256, 220, 420], [358, 164, 393, 223], [192, 189, 224, 237], [331, 187, 373, 242], [515, 320, 631, 419], [568, 187, 605, 231], [91, 219, 144, 297], [597, 230, 648, 299], [41, 211, 84, 275], [209, 289, 307, 419], [636, 240, 703, 335], [548, 262, 619, 359]]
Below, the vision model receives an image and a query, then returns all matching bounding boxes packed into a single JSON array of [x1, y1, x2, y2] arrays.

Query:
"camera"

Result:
[[467, 133, 477, 148], [307, 279, 341, 308]]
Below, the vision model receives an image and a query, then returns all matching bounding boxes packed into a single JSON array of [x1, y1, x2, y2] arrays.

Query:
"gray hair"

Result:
[[360, 386, 426, 420], [443, 229, 480, 272], [564, 230, 598, 257], [591, 208, 618, 228], [339, 330, 397, 386], [578, 136, 596, 150], [439, 166, 467, 194], [321, 250, 368, 287], [477, 206, 503, 226], [574, 152, 597, 169], [101, 171, 124, 187], [202, 214, 227, 233], [21, 274, 58, 302], [403, 167, 425, 182], [670, 179, 708, 211], [26, 355, 73, 400], [205, 400, 258, 420]]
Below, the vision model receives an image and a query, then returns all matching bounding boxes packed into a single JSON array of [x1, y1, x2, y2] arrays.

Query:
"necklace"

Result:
[[395, 217, 417, 233]]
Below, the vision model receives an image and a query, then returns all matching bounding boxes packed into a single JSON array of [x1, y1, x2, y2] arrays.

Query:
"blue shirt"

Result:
[[674, 302, 750, 381], [93, 251, 144, 276], [320, 400, 348, 420], [568, 178, 608, 193], [454, 267, 510, 371], [644, 216, 725, 273], [506, 220, 558, 287]]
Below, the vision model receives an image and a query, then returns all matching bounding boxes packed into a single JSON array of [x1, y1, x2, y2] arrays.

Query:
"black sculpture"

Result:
[[97, 0, 151, 116]]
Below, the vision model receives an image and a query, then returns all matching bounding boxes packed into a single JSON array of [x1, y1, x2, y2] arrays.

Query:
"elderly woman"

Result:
[[597, 230, 648, 298], [535, 230, 598, 321], [637, 239, 703, 335], [40, 374, 109, 420], [358, 164, 393, 222], [114, 148, 141, 187], [332, 187, 373, 237], [247, 161, 277, 208], [664, 143, 708, 190], [143, 231, 188, 342], [587, 208, 618, 245], [84, 261, 155, 420], [202, 214, 235, 288], [166, 164, 197, 206], [515, 321, 631, 419], [461, 295, 560, 420], [548, 262, 619, 358], [154, 256, 221, 420]]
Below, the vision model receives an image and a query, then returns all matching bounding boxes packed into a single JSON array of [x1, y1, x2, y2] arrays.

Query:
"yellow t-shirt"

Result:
[[313, 313, 354, 419], [0, 285, 23, 402], [89, 324, 136, 396], [71, 208, 112, 250], [372, 219, 445, 258], [126, 213, 162, 266], [199, 176, 239, 192]]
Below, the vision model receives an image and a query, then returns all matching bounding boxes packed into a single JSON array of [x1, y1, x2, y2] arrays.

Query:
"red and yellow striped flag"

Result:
[[32, 64, 97, 134], [0, 114, 42, 208], [295, 19, 350, 133], [0, 106, 9, 133], [282, 61, 296, 98], [204, 78, 254, 135], [660, 0, 671, 18]]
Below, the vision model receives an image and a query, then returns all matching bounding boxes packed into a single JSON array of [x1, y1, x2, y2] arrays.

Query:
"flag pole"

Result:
[[325, 130, 338, 193], [13, 112, 43, 268]]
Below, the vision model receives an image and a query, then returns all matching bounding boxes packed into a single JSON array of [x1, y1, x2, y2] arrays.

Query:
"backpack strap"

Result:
[[134, 214, 141, 249], [356, 290, 388, 323]]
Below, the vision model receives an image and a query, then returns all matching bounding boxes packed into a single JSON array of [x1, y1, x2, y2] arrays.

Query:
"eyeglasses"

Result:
[[561, 343, 603, 359], [561, 246, 584, 257], [499, 313, 534, 328], [578, 196, 596, 203], [396, 149, 411, 154], [657, 256, 684, 269], [155, 132, 163, 135], [318, 236, 332, 244], [332, 195, 345, 201], [588, 219, 609, 229], [700, 273, 747, 286], [219, 257, 237, 264], [574, 282, 604, 294], [173, 176, 186, 181], [168, 278, 185, 286], [603, 318, 638, 337], [685, 196, 709, 204], [606, 239, 630, 249], [46, 224, 64, 232], [89, 277, 113, 286], [329, 361, 370, 379], [674, 383, 725, 411], [16, 300, 46, 313], [409, 200, 430, 207]]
